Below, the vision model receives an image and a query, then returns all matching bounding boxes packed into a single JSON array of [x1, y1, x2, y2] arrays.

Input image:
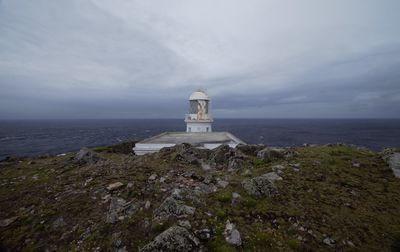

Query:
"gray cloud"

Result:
[[0, 0, 400, 119]]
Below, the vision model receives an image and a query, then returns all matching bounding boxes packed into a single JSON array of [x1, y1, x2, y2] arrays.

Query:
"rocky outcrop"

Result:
[[163, 143, 211, 165], [153, 197, 196, 218], [139, 226, 200, 252], [241, 172, 281, 197], [75, 147, 102, 164]]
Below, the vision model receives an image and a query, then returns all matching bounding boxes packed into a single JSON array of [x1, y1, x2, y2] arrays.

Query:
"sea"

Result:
[[0, 119, 399, 160]]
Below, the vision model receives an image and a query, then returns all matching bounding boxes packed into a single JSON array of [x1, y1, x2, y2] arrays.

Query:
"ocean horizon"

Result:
[[1, 118, 399, 160]]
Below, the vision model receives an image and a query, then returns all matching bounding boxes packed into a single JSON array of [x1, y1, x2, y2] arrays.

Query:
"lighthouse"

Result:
[[133, 89, 245, 155], [185, 90, 213, 133]]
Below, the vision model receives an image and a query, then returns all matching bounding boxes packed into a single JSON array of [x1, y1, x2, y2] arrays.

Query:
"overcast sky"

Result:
[[0, 0, 399, 119]]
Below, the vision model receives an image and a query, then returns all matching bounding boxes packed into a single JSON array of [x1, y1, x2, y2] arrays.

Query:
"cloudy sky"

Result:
[[0, 0, 399, 119]]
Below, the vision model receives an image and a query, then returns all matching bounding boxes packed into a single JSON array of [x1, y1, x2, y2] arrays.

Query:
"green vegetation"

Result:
[[0, 144, 399, 251]]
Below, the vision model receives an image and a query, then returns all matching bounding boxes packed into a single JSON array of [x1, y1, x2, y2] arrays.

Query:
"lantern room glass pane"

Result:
[[189, 100, 209, 114]]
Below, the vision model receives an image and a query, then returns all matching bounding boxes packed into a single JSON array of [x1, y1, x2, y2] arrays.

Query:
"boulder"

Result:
[[236, 144, 266, 156], [224, 221, 242, 246], [257, 147, 286, 161], [171, 144, 211, 165], [153, 197, 195, 218], [75, 147, 101, 164], [210, 145, 235, 164], [139, 226, 200, 252], [241, 173, 280, 197], [228, 156, 245, 171]]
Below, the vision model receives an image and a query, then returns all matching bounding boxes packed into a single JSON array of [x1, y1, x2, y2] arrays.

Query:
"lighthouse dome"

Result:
[[189, 90, 210, 100]]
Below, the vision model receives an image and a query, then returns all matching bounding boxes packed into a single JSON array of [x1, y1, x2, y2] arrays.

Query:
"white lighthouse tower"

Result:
[[185, 90, 213, 133]]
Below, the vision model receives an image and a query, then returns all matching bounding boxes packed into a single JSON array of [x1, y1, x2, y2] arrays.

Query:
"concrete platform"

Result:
[[133, 132, 245, 155]]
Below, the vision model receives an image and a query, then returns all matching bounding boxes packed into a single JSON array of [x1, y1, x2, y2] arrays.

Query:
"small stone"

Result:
[[148, 174, 157, 181], [217, 179, 229, 188], [195, 228, 212, 240], [0, 216, 18, 227], [84, 178, 93, 187], [159, 177, 166, 183], [232, 192, 241, 199], [200, 160, 212, 171], [112, 232, 122, 248], [107, 182, 124, 191], [352, 162, 360, 168], [53, 216, 66, 229], [271, 164, 285, 170], [145, 200, 151, 210], [127, 182, 134, 188], [290, 163, 301, 168], [262, 172, 283, 182], [323, 237, 335, 246], [171, 188, 183, 200], [242, 169, 252, 176]]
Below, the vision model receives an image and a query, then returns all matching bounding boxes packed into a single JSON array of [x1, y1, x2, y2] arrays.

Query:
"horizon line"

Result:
[[1, 117, 400, 121]]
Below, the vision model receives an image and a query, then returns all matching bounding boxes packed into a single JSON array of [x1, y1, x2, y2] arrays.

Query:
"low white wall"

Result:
[[134, 142, 241, 155]]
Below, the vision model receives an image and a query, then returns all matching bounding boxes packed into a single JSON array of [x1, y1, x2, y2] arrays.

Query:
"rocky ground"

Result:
[[0, 142, 400, 251]]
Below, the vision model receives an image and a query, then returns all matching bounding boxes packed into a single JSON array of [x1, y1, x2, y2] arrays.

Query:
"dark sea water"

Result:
[[0, 119, 399, 160]]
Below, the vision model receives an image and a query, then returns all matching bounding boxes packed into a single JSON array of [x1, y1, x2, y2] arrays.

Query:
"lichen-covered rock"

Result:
[[153, 197, 195, 218], [139, 226, 200, 252], [106, 197, 138, 224], [263, 172, 283, 182], [228, 156, 245, 171], [257, 147, 286, 161], [168, 143, 211, 165], [241, 173, 280, 197], [236, 144, 266, 156], [224, 221, 242, 246], [75, 147, 101, 164], [210, 144, 235, 164]]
